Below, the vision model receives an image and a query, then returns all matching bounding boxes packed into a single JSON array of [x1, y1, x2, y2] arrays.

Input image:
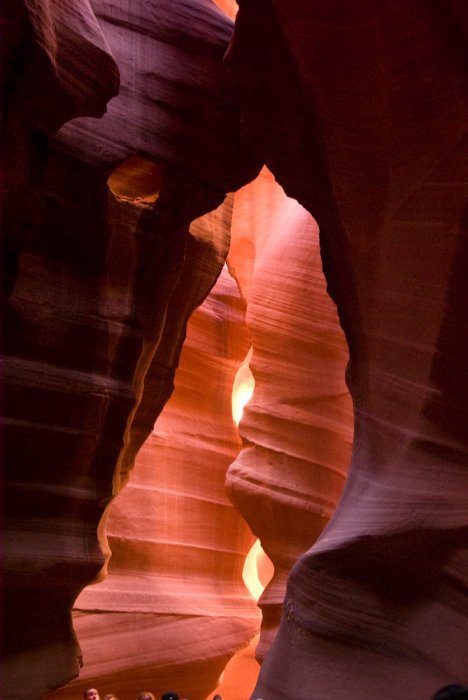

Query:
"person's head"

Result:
[[104, 695, 119, 700], [433, 686, 468, 700], [213, 695, 223, 700], [161, 693, 179, 700], [137, 694, 155, 700], [83, 690, 99, 700]]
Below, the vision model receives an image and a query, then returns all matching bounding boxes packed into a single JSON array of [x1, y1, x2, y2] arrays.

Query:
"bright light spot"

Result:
[[232, 347, 254, 426], [242, 539, 274, 602], [212, 0, 238, 18], [107, 156, 161, 204]]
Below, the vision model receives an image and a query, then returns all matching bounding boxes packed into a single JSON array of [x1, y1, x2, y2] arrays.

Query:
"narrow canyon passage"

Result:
[[3, 1, 467, 699], [45, 168, 351, 700]]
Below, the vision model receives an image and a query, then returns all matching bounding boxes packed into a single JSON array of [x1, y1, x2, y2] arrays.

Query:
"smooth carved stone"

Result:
[[2, 1, 259, 697], [210, 634, 263, 700], [46, 265, 260, 700], [226, 168, 353, 662], [55, 0, 259, 192], [1, 0, 119, 300], [227, 2, 468, 698], [1, 0, 119, 133]]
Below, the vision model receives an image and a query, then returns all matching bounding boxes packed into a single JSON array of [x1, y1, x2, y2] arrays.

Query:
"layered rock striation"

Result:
[[228, 2, 468, 697], [1, 0, 120, 301], [47, 262, 260, 700], [3, 1, 468, 698], [227, 168, 353, 662], [2, 1, 259, 697]]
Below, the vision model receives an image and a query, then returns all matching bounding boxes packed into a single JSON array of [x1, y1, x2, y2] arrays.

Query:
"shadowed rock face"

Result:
[[227, 1, 468, 697], [1, 0, 120, 302], [2, 1, 259, 697], [1, 1, 118, 695]]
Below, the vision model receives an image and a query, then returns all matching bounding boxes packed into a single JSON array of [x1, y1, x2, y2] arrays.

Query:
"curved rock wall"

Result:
[[46, 261, 259, 700], [227, 2, 468, 697], [4, 0, 468, 698], [227, 168, 353, 661], [2, 1, 259, 697], [2, 2, 119, 695], [1, 0, 119, 303]]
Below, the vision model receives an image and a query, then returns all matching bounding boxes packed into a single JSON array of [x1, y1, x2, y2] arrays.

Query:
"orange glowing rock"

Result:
[[3, 0, 260, 695], [243, 539, 274, 603], [227, 168, 353, 661], [46, 261, 260, 700], [212, 0, 238, 19]]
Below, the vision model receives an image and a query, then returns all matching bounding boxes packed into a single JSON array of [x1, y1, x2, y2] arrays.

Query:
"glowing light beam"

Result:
[[232, 347, 254, 426]]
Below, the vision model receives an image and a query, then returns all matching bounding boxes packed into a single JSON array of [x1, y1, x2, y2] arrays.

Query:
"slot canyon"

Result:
[[1, 1, 467, 700]]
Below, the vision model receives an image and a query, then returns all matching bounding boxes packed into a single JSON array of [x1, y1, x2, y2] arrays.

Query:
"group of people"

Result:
[[83, 684, 468, 699], [84, 689, 224, 700]]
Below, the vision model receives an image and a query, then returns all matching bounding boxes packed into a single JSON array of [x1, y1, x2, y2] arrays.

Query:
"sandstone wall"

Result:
[[227, 2, 468, 697], [2, 2, 259, 697], [46, 260, 260, 700], [4, 1, 468, 698], [227, 168, 353, 662]]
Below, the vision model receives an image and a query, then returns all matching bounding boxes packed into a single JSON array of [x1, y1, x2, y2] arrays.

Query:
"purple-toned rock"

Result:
[[227, 2, 468, 697]]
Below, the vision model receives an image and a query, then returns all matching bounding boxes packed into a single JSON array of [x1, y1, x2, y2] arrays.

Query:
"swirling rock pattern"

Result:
[[46, 263, 259, 700], [1, 0, 119, 301], [227, 2, 468, 698], [4, 0, 468, 698], [227, 168, 353, 662], [2, 1, 259, 697]]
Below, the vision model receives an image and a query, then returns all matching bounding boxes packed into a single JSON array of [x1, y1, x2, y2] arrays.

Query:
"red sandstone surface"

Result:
[[2, 1, 259, 697], [2, 1, 468, 699], [227, 168, 353, 663], [46, 258, 260, 700], [228, 2, 468, 698]]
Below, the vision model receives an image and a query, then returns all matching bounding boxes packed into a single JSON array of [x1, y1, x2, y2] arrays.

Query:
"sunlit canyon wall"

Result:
[[46, 256, 261, 700], [3, 1, 468, 699], [227, 168, 353, 662], [45, 166, 351, 700], [2, 1, 260, 698]]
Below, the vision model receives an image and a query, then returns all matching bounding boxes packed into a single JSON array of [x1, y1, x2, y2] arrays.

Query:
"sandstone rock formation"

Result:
[[3, 0, 468, 699], [1, 0, 120, 300], [2, 1, 259, 697], [46, 261, 260, 700], [227, 168, 353, 662], [46, 163, 349, 700], [227, 2, 468, 698]]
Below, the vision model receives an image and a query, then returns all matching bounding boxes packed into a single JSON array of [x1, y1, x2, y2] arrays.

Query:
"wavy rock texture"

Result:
[[226, 168, 353, 662], [1, 1, 118, 695], [2, 1, 259, 697], [5, 1, 468, 699], [46, 264, 259, 700], [1, 0, 119, 132], [228, 2, 468, 698], [1, 0, 119, 302]]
